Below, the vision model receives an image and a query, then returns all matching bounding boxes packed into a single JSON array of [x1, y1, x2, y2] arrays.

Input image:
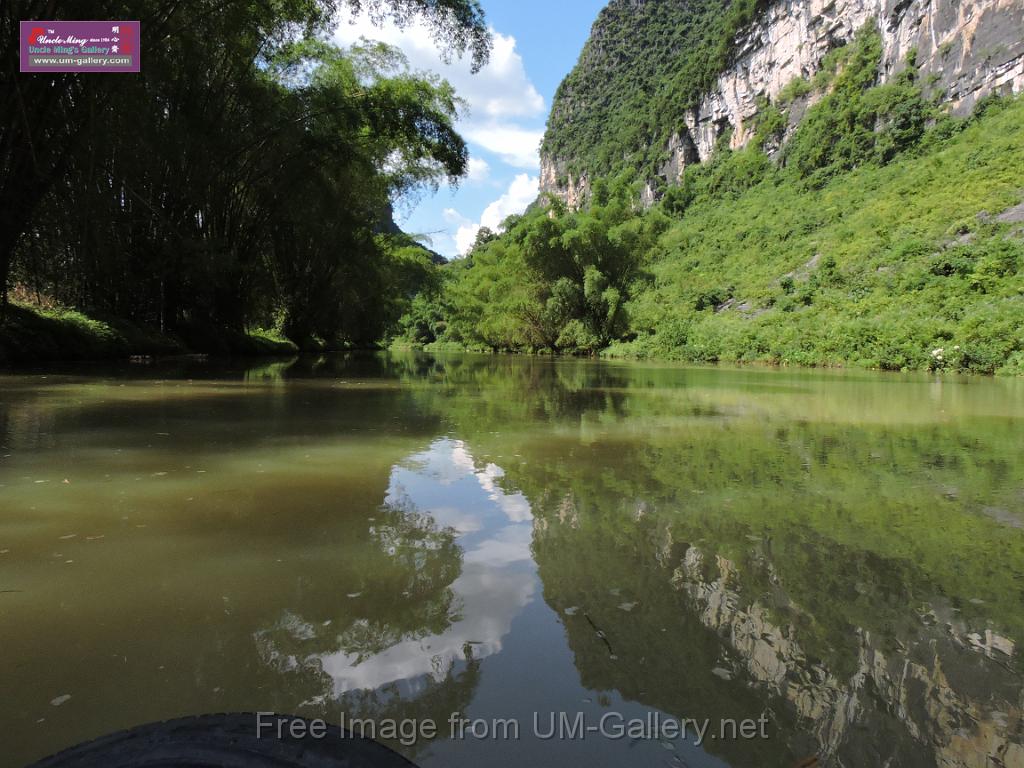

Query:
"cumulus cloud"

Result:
[[480, 173, 538, 230], [466, 157, 490, 183], [461, 124, 544, 170], [454, 173, 538, 255], [454, 225, 480, 256]]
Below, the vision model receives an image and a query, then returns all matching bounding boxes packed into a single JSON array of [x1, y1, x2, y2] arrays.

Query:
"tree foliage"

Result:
[[542, 0, 773, 181], [399, 182, 668, 354], [0, 0, 491, 348]]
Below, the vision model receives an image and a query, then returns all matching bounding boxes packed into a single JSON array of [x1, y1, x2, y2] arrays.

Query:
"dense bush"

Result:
[[781, 27, 935, 184]]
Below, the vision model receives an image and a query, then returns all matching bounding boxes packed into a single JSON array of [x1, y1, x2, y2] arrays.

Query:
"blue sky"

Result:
[[334, 0, 608, 258]]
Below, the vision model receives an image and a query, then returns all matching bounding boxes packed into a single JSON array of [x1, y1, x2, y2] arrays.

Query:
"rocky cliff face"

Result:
[[541, 0, 1024, 206]]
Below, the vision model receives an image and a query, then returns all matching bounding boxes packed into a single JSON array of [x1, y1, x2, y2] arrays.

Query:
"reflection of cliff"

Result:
[[405, 352, 1024, 765], [674, 543, 1023, 768], [533, 503, 1024, 768], [534, 508, 808, 767]]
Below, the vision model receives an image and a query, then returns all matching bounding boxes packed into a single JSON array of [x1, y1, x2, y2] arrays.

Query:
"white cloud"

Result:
[[455, 223, 482, 255], [466, 157, 490, 183], [453, 173, 538, 255], [461, 124, 544, 170], [481, 173, 539, 230], [467, 33, 545, 119]]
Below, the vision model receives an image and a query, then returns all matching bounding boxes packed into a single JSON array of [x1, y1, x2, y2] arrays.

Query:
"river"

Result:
[[1, 353, 1022, 767]]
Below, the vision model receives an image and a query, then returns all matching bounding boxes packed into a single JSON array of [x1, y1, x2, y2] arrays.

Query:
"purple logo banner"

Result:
[[20, 20, 140, 73]]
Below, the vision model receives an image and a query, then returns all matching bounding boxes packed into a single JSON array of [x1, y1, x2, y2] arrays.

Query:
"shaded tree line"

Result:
[[0, 0, 489, 347]]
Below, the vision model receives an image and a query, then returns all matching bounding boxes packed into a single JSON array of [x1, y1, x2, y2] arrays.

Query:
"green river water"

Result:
[[1, 353, 1023, 767]]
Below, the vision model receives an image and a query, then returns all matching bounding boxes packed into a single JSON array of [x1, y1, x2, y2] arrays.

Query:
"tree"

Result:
[[0, 0, 491, 323]]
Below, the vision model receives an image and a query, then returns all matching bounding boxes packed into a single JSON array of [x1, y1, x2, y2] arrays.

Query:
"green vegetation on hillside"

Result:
[[398, 28, 1024, 375], [0, 0, 490, 357], [542, 0, 772, 180]]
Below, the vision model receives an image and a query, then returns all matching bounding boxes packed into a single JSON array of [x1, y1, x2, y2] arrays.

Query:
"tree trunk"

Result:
[[0, 204, 23, 311]]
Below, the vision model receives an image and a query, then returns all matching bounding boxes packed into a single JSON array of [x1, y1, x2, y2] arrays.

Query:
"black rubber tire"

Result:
[[27, 713, 420, 768]]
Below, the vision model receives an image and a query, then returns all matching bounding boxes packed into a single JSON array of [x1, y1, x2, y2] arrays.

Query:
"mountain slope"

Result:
[[397, 5, 1024, 375], [541, 0, 1024, 206], [610, 94, 1024, 373]]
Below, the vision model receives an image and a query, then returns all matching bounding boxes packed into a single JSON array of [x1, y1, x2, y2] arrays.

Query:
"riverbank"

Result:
[[6, 302, 1018, 376], [392, 339, 1024, 377], [0, 304, 298, 364]]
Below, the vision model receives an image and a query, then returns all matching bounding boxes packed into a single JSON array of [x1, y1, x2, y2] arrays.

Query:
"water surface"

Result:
[[2, 354, 1023, 767]]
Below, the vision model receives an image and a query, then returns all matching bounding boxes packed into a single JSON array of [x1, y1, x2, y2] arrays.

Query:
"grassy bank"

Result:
[[608, 95, 1024, 375], [0, 303, 298, 365]]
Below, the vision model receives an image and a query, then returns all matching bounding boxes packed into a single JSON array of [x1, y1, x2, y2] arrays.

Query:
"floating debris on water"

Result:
[[50, 695, 71, 707]]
